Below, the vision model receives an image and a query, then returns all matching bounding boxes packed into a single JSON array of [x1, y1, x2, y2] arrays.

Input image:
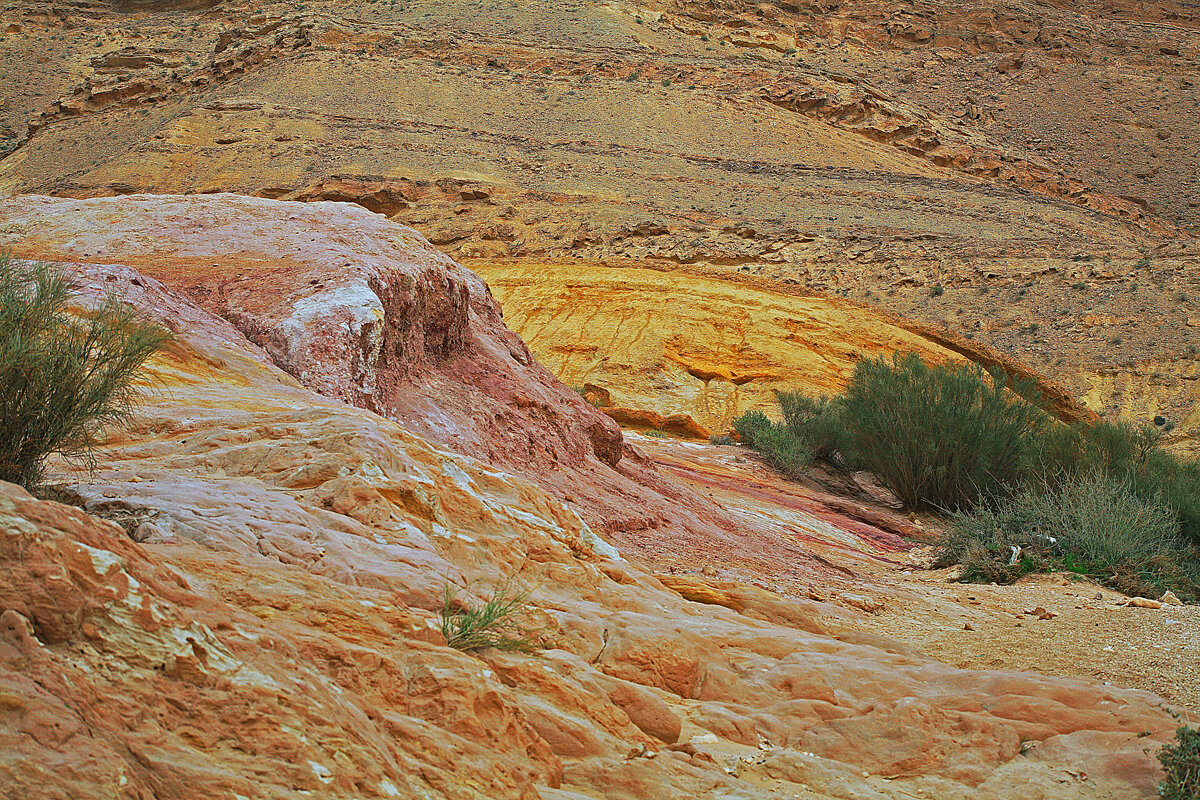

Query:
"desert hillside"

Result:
[[0, 0, 1198, 446], [1, 2, 1200, 798]]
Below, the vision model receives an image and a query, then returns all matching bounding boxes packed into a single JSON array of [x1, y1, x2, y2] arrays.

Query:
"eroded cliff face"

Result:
[[1, 193, 621, 467], [0, 194, 1185, 799], [0, 192, 907, 599], [473, 259, 1095, 434], [0, 0, 1196, 450]]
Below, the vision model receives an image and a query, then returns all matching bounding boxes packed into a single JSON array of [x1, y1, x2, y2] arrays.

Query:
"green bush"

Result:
[[751, 423, 813, 479], [1032, 419, 1200, 549], [1159, 726, 1200, 800], [775, 391, 847, 465], [734, 352, 1200, 593], [732, 408, 813, 477], [732, 408, 771, 448], [839, 353, 1050, 511], [734, 355, 1050, 509], [936, 474, 1199, 599], [0, 254, 171, 489]]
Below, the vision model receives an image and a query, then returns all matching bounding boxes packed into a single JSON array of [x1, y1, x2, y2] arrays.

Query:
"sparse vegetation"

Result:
[[0, 254, 171, 489], [935, 474, 1199, 599], [440, 580, 536, 652], [776, 392, 847, 466], [735, 354, 1049, 510], [1158, 726, 1200, 800], [733, 352, 1200, 598]]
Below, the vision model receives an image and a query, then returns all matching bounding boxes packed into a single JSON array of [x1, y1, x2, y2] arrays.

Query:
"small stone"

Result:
[[1161, 591, 1182, 606], [1024, 606, 1057, 620], [964, 622, 974, 631], [1124, 597, 1163, 609], [839, 592, 884, 613]]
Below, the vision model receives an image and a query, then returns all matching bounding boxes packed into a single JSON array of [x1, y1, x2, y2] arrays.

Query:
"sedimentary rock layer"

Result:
[[475, 259, 1096, 433], [0, 194, 1184, 799]]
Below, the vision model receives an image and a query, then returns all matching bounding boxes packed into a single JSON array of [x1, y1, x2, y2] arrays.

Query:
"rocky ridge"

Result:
[[0, 193, 1189, 799]]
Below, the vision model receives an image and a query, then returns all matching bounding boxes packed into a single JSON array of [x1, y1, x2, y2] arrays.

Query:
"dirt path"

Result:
[[635, 434, 1200, 721], [836, 568, 1200, 718]]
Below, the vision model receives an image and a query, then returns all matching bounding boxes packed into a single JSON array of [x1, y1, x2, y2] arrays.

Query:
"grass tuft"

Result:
[[440, 580, 537, 652]]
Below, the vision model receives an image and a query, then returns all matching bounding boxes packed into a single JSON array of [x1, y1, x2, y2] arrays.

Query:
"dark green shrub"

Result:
[[936, 474, 1199, 599], [1159, 726, 1200, 800], [0, 255, 171, 488], [776, 391, 848, 465], [736, 352, 1200, 593], [751, 423, 813, 479], [732, 408, 771, 448], [1138, 458, 1200, 549], [732, 407, 813, 477], [839, 353, 1050, 510]]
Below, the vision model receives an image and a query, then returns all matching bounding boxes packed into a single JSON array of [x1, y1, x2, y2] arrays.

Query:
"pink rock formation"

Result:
[[0, 194, 1183, 799], [5, 194, 757, 565]]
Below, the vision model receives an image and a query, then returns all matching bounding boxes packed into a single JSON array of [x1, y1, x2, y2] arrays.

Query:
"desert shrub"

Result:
[[1138, 458, 1200, 549], [776, 391, 848, 465], [735, 351, 1200, 588], [1159, 726, 1200, 800], [1031, 419, 1200, 549], [732, 408, 771, 448], [936, 474, 1199, 599], [751, 423, 813, 479], [731, 405, 817, 478], [440, 581, 536, 652], [0, 255, 171, 489], [839, 353, 1050, 510]]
